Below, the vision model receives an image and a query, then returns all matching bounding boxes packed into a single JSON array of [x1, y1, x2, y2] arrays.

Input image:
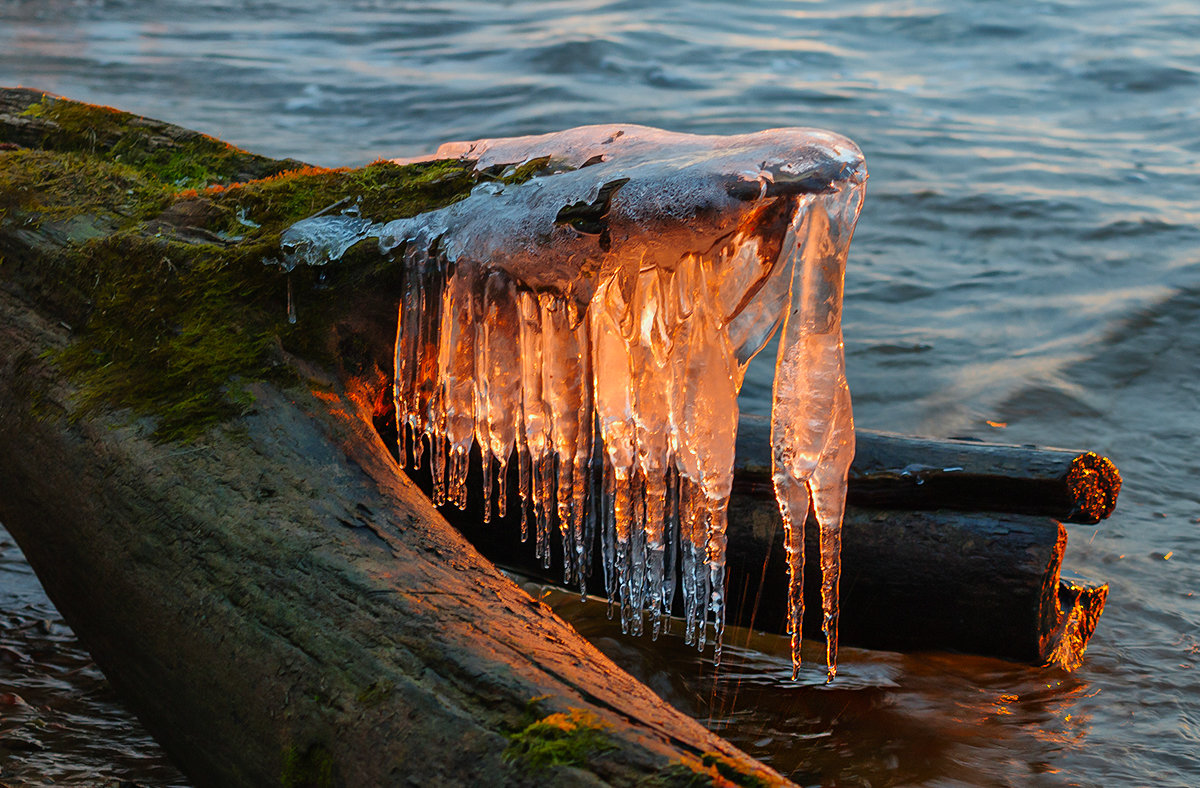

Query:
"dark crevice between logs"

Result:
[[371, 394, 1116, 668]]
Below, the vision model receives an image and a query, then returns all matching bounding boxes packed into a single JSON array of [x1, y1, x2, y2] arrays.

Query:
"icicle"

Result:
[[811, 380, 853, 681], [394, 249, 424, 470], [630, 265, 672, 635], [286, 274, 297, 324], [480, 451, 495, 523], [660, 465, 679, 637], [705, 495, 730, 665], [600, 458, 618, 619], [773, 470, 811, 679], [478, 271, 520, 522], [438, 270, 477, 511], [276, 124, 867, 679], [517, 289, 552, 560], [539, 294, 589, 585]]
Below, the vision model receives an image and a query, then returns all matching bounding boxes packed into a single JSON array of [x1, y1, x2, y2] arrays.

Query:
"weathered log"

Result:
[[721, 503, 1106, 667], [733, 416, 1121, 524], [850, 431, 1119, 524], [410, 442, 1107, 669], [0, 88, 789, 787], [396, 412, 1114, 666]]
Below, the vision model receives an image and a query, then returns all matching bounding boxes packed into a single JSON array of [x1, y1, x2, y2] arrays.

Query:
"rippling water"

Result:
[[1, 0, 1198, 785], [0, 527, 189, 787]]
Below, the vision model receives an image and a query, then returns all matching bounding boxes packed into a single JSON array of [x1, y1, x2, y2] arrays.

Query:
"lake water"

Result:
[[1, 0, 1197, 785]]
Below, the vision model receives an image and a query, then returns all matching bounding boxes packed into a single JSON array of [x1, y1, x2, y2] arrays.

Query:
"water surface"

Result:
[[1, 1, 1197, 785]]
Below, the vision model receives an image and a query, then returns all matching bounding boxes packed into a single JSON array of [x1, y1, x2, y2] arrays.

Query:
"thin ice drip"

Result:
[[278, 125, 866, 678]]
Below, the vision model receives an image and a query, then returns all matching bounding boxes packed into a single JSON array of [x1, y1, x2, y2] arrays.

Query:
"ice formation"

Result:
[[279, 125, 865, 678]]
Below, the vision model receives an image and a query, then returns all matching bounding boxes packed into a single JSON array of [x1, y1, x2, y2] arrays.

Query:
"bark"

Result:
[[733, 416, 1122, 525], [0, 287, 787, 788], [0, 88, 788, 788]]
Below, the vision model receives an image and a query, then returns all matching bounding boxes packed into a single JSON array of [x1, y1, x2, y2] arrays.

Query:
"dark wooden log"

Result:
[[420, 440, 1107, 668], [734, 416, 1122, 524], [0, 88, 790, 788], [722, 501, 1104, 667]]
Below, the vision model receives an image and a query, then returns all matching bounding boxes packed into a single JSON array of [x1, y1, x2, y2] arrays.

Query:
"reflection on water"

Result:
[[0, 525, 189, 787], [536, 584, 1102, 787], [1, 0, 1198, 785]]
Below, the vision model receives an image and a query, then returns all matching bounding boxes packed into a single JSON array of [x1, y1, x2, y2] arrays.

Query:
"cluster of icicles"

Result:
[[280, 125, 866, 679]]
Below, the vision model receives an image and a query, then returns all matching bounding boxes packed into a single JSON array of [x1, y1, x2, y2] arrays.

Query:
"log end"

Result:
[[1063, 452, 1122, 524], [1044, 573, 1110, 671]]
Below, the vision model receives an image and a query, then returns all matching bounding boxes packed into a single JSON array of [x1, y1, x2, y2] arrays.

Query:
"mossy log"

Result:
[[0, 88, 789, 787]]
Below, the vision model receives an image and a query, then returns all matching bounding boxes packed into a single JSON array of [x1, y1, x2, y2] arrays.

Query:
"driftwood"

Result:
[[399, 412, 1117, 668], [727, 416, 1121, 525], [720, 504, 1106, 668], [0, 88, 790, 787], [846, 431, 1120, 524], [407, 437, 1109, 670]]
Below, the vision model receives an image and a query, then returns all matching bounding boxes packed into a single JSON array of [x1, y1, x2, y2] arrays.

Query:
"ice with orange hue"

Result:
[[279, 125, 865, 678]]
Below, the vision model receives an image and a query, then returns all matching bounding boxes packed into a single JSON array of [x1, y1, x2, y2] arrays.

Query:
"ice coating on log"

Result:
[[280, 125, 865, 677]]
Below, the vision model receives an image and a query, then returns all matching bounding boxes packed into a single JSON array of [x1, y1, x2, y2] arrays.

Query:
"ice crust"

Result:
[[280, 125, 865, 678]]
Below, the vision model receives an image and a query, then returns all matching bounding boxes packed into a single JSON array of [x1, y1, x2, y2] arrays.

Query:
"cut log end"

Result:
[[1065, 452, 1122, 524], [1045, 573, 1110, 671]]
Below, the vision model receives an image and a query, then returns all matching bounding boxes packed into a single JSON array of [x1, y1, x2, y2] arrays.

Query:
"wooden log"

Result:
[[416, 439, 1107, 668], [721, 502, 1104, 667], [0, 88, 789, 788], [734, 416, 1122, 524]]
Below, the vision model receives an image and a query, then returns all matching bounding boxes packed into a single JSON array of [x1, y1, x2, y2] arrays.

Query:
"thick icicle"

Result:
[[278, 124, 866, 678]]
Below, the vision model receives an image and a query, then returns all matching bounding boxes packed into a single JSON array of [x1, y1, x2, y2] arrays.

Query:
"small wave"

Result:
[[1081, 62, 1198, 93], [1084, 217, 1200, 241]]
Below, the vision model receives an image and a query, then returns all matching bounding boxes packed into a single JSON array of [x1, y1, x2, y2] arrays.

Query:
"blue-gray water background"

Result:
[[1, 0, 1197, 785]]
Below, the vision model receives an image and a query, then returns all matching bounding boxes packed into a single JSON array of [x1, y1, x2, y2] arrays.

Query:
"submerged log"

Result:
[[412, 440, 1107, 669], [721, 504, 1107, 667], [0, 88, 788, 787], [410, 413, 1115, 667]]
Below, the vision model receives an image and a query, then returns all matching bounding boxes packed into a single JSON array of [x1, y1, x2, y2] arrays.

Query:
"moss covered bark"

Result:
[[0, 88, 791, 787], [1, 87, 490, 440]]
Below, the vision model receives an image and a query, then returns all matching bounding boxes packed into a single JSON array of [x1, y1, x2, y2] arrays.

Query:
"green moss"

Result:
[[19, 94, 290, 188], [0, 149, 173, 221], [492, 155, 554, 183], [281, 743, 335, 788], [503, 708, 617, 771], [52, 233, 288, 441], [207, 157, 479, 237], [1, 94, 562, 443]]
